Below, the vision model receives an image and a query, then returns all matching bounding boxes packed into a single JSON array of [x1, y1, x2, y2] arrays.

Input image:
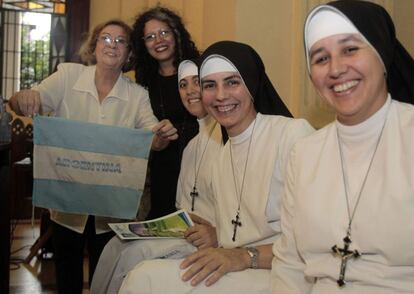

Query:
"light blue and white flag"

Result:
[[33, 116, 153, 219]]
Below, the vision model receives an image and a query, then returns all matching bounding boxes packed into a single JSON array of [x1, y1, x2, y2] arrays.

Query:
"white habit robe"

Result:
[[272, 97, 414, 294], [119, 113, 314, 294], [176, 115, 222, 224], [90, 116, 222, 294]]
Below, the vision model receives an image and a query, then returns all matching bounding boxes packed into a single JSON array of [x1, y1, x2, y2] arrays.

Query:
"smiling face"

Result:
[[94, 24, 130, 72], [179, 75, 207, 119], [201, 71, 256, 137], [143, 19, 176, 65], [309, 33, 387, 125]]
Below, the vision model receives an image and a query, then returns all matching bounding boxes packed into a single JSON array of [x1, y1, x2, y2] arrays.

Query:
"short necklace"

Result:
[[331, 115, 388, 287], [190, 121, 218, 211], [229, 118, 257, 242]]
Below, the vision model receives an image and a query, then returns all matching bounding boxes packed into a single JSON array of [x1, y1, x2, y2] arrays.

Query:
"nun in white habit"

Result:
[[272, 1, 414, 293], [90, 60, 221, 294], [119, 41, 313, 294]]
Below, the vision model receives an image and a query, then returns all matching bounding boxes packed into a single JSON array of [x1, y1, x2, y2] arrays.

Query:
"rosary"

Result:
[[190, 121, 217, 211], [231, 210, 242, 242], [332, 116, 387, 287], [229, 119, 256, 242], [331, 230, 361, 287]]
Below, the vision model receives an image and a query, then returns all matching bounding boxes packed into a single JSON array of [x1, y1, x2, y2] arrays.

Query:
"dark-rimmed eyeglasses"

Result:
[[98, 35, 128, 48], [143, 29, 172, 43]]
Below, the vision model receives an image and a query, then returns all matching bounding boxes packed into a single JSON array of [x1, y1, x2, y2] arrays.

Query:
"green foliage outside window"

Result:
[[20, 24, 50, 89]]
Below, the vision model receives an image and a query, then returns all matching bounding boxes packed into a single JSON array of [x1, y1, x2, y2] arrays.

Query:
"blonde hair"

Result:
[[79, 19, 134, 72]]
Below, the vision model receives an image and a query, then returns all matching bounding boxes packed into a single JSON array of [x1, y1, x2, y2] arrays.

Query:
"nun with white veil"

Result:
[[272, 1, 414, 293], [119, 41, 313, 294], [90, 60, 222, 294]]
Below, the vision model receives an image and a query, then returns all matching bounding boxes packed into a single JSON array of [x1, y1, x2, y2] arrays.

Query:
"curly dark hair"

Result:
[[131, 6, 199, 87]]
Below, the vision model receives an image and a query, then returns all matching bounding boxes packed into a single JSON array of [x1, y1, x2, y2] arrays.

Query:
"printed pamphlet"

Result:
[[109, 209, 194, 240]]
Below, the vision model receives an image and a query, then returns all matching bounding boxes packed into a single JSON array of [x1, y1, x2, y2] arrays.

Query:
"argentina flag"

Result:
[[33, 116, 153, 219]]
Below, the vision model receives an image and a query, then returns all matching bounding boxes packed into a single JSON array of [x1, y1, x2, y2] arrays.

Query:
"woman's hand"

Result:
[[185, 214, 218, 249], [151, 119, 178, 151], [9, 90, 41, 117], [180, 247, 250, 287]]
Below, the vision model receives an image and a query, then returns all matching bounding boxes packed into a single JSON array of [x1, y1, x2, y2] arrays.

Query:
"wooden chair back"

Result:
[[10, 118, 33, 164]]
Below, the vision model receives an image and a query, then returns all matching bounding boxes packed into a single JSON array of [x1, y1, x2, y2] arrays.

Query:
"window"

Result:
[[0, 0, 66, 99], [0, 0, 66, 15]]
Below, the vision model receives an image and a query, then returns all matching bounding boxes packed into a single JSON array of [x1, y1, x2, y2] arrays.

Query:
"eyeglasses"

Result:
[[98, 35, 128, 48], [142, 29, 172, 43]]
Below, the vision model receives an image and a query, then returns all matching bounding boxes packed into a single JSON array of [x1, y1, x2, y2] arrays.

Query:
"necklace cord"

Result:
[[337, 112, 388, 234], [193, 121, 218, 187], [229, 118, 257, 212]]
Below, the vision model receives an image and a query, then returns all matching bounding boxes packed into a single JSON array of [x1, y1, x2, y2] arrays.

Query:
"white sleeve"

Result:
[[266, 119, 314, 226], [279, 119, 314, 180], [271, 144, 313, 293], [133, 86, 158, 130], [175, 140, 193, 211], [175, 161, 186, 210], [32, 63, 68, 114]]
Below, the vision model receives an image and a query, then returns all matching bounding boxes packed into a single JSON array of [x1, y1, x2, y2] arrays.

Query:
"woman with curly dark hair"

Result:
[[132, 6, 199, 87], [131, 6, 200, 220]]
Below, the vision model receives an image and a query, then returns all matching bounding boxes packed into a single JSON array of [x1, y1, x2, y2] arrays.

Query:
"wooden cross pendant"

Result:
[[231, 211, 242, 242], [190, 186, 198, 211], [331, 235, 361, 287]]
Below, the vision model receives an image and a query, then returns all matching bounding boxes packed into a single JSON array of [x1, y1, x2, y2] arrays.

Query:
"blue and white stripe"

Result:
[[33, 116, 153, 219]]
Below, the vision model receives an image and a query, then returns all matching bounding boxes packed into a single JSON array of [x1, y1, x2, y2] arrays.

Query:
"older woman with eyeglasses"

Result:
[[9, 19, 177, 294]]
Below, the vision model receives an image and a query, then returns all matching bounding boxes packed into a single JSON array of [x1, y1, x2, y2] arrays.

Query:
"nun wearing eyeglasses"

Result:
[[118, 41, 313, 294], [9, 19, 177, 294], [272, 1, 414, 293]]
